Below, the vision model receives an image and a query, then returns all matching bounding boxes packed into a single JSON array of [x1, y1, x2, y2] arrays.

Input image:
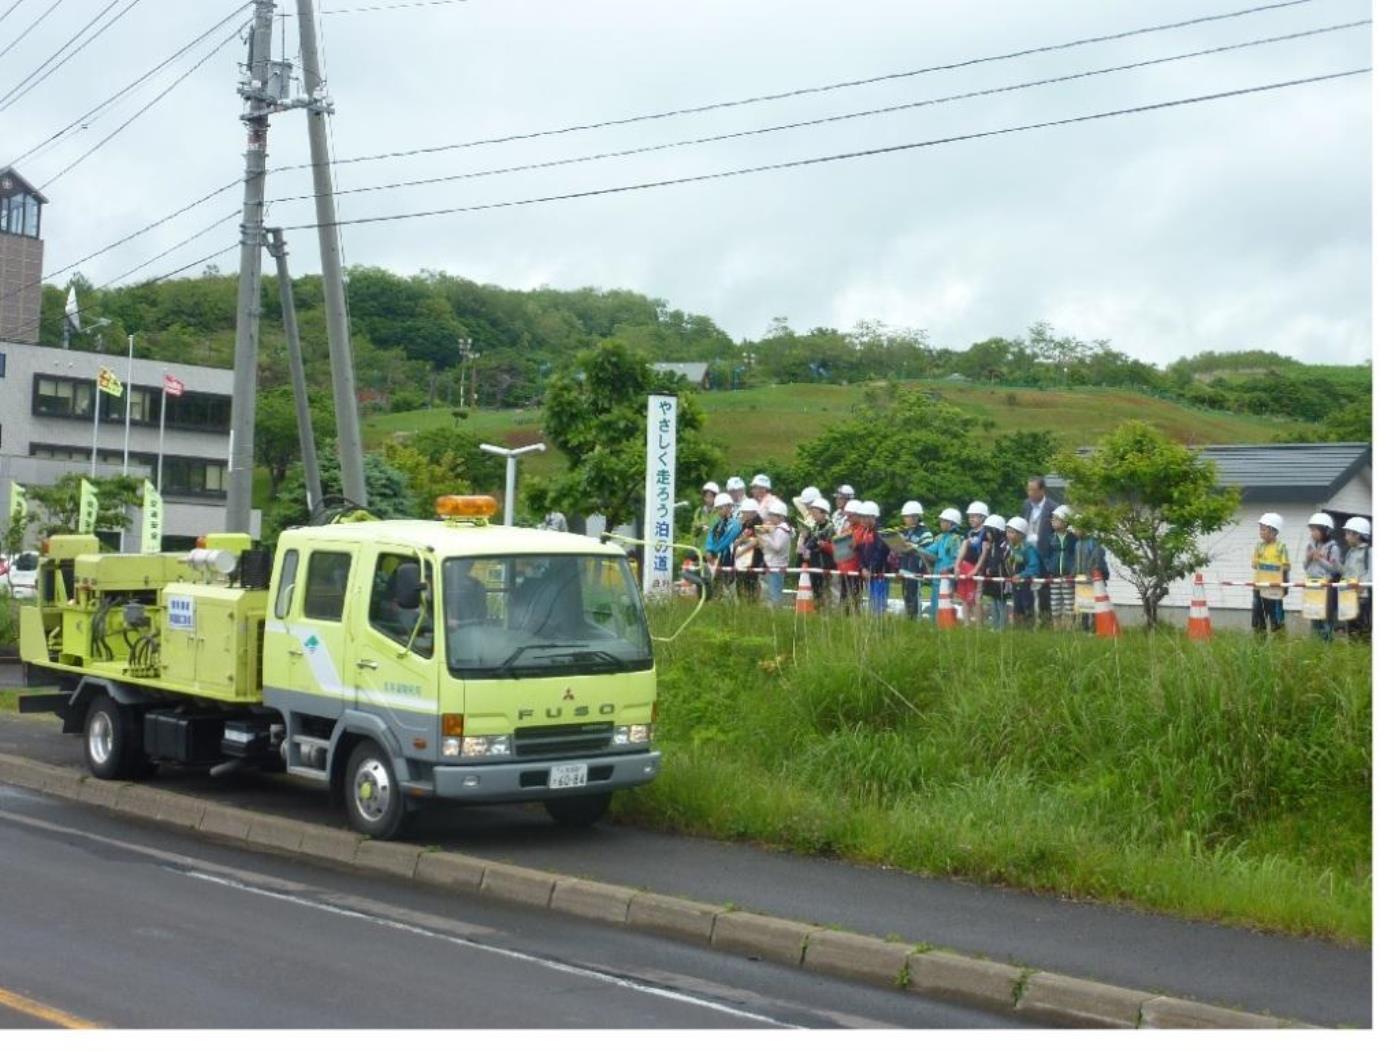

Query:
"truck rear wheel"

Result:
[[544, 792, 612, 828], [343, 740, 406, 839], [84, 697, 145, 780]]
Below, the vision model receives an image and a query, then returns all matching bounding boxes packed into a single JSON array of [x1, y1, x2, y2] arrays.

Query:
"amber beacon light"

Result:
[[436, 494, 498, 520]]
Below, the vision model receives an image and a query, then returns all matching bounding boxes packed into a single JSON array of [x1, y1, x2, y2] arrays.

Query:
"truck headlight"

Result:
[[614, 724, 651, 746], [442, 736, 462, 757], [461, 735, 512, 758]]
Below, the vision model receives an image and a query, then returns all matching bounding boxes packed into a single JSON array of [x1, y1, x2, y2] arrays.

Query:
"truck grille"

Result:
[[514, 721, 614, 758]]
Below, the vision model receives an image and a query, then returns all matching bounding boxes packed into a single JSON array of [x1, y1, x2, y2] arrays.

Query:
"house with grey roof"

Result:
[[653, 362, 710, 389], [1047, 443, 1371, 613]]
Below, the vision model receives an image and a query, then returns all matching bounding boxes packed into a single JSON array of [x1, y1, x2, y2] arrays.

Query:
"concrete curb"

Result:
[[0, 753, 1314, 1029]]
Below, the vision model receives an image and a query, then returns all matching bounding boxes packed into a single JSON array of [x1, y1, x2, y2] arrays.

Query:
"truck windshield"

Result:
[[443, 554, 653, 679]]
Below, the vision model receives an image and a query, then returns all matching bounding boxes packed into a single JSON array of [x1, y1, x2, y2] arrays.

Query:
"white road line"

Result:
[[181, 869, 797, 1028]]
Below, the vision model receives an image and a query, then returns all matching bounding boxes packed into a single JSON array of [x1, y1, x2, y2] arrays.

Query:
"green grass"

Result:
[[619, 603, 1371, 944], [360, 381, 1283, 473], [0, 689, 17, 713]]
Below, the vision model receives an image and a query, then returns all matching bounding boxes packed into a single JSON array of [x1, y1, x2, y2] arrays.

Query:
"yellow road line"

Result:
[[0, 985, 101, 1029]]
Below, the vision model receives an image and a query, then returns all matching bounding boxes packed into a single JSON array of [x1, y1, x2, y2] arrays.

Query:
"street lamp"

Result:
[[458, 336, 475, 409], [479, 442, 545, 526]]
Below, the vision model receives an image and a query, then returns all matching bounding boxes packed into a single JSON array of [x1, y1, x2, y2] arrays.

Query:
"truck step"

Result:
[[285, 764, 330, 783]]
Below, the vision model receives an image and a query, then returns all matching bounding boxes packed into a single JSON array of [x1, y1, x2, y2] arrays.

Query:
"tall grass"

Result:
[[618, 603, 1371, 943]]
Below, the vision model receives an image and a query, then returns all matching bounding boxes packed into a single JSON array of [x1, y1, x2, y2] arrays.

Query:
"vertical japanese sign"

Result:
[[141, 480, 163, 554], [78, 479, 99, 535], [643, 394, 678, 596]]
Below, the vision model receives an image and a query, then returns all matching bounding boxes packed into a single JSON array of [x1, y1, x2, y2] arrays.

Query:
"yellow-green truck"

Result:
[[18, 500, 660, 838]]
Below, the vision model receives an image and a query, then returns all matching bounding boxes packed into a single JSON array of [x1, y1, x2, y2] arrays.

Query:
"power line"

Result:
[[261, 19, 1370, 210], [0, 1, 28, 28], [322, 0, 471, 12], [275, 69, 1368, 235], [269, 0, 1329, 177], [36, 20, 249, 191], [3, 2, 251, 171], [0, 0, 143, 114], [5, 20, 1370, 306], [0, 0, 63, 64]]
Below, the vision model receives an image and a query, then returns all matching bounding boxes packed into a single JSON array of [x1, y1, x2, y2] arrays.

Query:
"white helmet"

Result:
[[1258, 512, 1284, 532], [766, 498, 788, 518], [1307, 512, 1334, 530], [1006, 516, 1030, 535], [901, 500, 924, 517], [738, 497, 761, 514], [939, 507, 962, 527], [800, 486, 822, 502], [1052, 504, 1072, 523], [984, 514, 1007, 532], [967, 500, 990, 518], [702, 480, 720, 494], [810, 497, 831, 514], [862, 501, 880, 518], [844, 499, 864, 516], [713, 492, 733, 509], [1344, 516, 1371, 537], [726, 476, 745, 491], [836, 484, 855, 497], [751, 473, 772, 490]]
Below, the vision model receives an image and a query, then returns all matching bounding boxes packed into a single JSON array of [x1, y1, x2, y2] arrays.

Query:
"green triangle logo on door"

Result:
[[305, 635, 320, 652]]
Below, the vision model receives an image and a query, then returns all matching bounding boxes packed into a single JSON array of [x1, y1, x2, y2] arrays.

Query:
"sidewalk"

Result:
[[0, 708, 1369, 1027]]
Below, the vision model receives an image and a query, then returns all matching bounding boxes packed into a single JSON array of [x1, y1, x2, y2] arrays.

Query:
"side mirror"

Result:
[[392, 563, 423, 610]]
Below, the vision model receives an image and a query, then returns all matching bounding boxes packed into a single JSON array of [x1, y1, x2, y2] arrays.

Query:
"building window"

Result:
[[0, 350, 7, 376], [0, 189, 42, 239], [30, 374, 229, 432], [27, 443, 229, 498], [34, 375, 94, 418]]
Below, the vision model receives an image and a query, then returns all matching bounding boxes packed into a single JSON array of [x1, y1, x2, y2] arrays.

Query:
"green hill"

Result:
[[363, 380, 1283, 479]]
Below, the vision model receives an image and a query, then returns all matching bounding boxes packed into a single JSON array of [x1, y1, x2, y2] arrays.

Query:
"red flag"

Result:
[[163, 373, 185, 397]]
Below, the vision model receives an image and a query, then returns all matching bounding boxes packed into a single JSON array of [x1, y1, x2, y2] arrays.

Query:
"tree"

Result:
[[254, 386, 335, 498], [22, 474, 143, 543], [792, 388, 1056, 515], [1052, 423, 1240, 628], [262, 445, 413, 540], [528, 339, 722, 527]]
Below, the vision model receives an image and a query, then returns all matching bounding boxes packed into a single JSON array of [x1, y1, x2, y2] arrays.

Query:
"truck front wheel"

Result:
[[544, 792, 612, 828], [343, 740, 406, 839], [84, 697, 145, 780]]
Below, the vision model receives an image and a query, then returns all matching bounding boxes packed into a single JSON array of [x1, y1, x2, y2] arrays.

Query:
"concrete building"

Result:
[[1, 339, 260, 548], [1048, 443, 1372, 622], [0, 168, 45, 345]]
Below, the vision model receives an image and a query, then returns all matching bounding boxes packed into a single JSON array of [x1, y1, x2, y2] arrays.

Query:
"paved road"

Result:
[[0, 784, 1015, 1029], [0, 707, 1370, 1027]]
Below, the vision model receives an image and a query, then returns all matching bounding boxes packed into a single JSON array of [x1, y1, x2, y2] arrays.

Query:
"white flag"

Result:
[[64, 285, 81, 332]]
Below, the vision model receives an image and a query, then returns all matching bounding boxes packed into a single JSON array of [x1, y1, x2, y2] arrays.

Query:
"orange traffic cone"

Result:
[[936, 576, 957, 629], [677, 558, 697, 597], [1092, 570, 1121, 638], [795, 570, 816, 614], [1187, 573, 1212, 642]]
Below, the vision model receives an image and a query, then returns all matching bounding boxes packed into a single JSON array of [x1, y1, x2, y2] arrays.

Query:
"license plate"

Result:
[[548, 763, 588, 790]]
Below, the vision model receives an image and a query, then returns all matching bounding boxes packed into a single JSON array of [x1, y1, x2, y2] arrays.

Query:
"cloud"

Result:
[[8, 0, 1371, 363]]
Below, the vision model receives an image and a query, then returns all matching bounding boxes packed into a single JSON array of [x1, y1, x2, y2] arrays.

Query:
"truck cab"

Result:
[[19, 499, 661, 839]]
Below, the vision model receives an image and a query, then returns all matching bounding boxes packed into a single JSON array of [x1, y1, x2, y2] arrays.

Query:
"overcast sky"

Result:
[[3, 0, 1373, 363]]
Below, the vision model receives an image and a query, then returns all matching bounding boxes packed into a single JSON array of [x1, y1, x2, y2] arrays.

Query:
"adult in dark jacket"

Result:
[[1021, 476, 1059, 622]]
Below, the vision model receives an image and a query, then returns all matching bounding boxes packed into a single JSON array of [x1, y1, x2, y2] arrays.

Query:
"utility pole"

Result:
[[266, 228, 323, 511], [297, 0, 366, 505], [225, 0, 277, 533]]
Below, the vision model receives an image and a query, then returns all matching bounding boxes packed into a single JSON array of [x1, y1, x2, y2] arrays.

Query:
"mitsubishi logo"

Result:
[[562, 688, 575, 701]]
